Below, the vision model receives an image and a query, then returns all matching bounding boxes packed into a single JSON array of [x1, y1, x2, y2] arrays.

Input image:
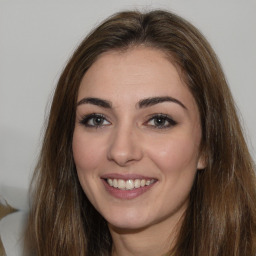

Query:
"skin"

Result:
[[72, 47, 205, 256]]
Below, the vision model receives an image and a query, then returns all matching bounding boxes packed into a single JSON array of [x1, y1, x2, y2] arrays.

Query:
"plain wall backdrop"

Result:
[[1, 0, 256, 193]]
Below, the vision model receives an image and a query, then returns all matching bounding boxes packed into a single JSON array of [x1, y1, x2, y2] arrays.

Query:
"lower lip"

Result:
[[102, 179, 156, 200]]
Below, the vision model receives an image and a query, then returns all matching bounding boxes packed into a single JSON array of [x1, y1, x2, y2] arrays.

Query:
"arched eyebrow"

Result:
[[138, 96, 187, 109], [77, 97, 112, 108], [77, 96, 186, 110]]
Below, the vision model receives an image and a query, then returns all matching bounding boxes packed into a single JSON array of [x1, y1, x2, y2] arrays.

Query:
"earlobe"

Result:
[[197, 153, 207, 170]]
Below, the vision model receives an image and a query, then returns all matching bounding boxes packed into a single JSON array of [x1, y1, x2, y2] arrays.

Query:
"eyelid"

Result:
[[144, 113, 177, 129], [78, 112, 177, 130], [79, 113, 111, 128]]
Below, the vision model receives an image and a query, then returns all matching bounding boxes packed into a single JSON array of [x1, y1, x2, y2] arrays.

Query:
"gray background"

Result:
[[1, 0, 255, 192]]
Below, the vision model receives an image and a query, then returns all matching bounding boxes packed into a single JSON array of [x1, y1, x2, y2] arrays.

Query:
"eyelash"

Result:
[[79, 113, 177, 129], [79, 113, 110, 128], [146, 114, 177, 129]]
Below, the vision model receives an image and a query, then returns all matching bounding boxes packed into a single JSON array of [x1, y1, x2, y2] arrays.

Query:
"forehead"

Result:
[[78, 47, 196, 110]]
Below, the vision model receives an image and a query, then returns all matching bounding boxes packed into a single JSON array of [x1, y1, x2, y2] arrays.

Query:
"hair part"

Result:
[[25, 10, 256, 256]]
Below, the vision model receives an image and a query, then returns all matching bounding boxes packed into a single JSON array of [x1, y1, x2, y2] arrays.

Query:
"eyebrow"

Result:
[[77, 96, 187, 110], [77, 97, 112, 108], [138, 96, 187, 109]]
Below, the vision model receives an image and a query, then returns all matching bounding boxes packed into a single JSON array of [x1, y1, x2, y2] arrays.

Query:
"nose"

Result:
[[107, 125, 143, 166]]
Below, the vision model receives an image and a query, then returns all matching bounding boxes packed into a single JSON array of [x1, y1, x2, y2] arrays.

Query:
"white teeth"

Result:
[[106, 178, 155, 190], [126, 180, 134, 190], [107, 179, 113, 186], [117, 179, 126, 190], [113, 179, 118, 188], [134, 179, 140, 188]]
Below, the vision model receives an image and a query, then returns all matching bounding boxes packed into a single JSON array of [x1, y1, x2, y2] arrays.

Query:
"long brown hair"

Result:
[[25, 10, 256, 256]]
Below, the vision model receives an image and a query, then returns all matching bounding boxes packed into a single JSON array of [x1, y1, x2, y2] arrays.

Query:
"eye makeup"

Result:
[[78, 112, 177, 130], [79, 113, 111, 128], [145, 114, 177, 129]]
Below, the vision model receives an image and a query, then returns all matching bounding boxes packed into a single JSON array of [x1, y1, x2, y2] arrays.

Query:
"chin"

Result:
[[108, 219, 150, 232], [104, 209, 153, 231]]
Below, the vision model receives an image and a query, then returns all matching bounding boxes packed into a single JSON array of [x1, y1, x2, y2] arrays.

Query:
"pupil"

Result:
[[94, 117, 102, 125], [155, 117, 164, 126]]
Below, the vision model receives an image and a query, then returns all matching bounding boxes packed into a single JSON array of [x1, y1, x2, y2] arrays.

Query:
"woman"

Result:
[[25, 10, 256, 256]]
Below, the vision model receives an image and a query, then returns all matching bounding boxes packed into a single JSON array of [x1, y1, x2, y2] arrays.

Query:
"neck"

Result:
[[109, 212, 184, 256]]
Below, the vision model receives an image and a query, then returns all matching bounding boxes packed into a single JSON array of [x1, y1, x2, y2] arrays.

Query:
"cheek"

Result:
[[147, 134, 200, 176], [72, 129, 107, 204], [72, 130, 104, 174]]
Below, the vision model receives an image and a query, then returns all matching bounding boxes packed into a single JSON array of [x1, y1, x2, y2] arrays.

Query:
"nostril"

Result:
[[107, 137, 143, 166]]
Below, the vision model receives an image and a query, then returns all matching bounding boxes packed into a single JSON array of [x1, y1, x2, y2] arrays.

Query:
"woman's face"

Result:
[[73, 47, 204, 230]]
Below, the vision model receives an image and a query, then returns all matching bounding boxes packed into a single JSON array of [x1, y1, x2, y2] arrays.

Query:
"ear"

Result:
[[197, 151, 207, 170]]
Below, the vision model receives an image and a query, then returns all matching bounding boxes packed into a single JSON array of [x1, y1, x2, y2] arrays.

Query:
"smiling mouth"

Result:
[[101, 174, 158, 199], [106, 178, 156, 190]]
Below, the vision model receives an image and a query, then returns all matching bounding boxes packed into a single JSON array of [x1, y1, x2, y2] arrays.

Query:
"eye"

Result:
[[79, 114, 111, 128], [146, 114, 177, 129]]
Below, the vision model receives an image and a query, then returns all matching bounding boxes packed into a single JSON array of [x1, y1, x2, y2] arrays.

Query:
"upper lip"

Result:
[[100, 173, 157, 181]]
